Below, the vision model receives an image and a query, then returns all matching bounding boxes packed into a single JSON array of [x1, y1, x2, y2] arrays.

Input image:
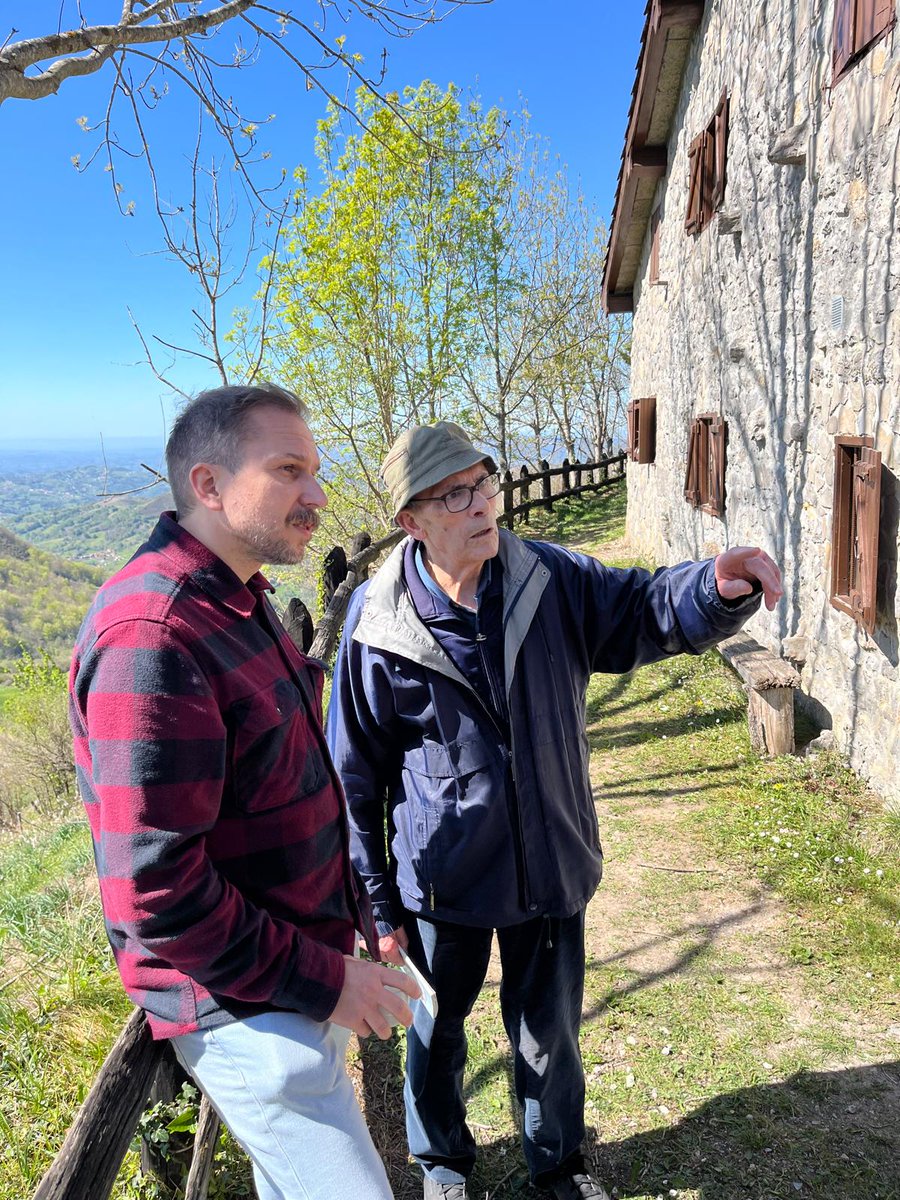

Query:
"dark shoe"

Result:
[[423, 1178, 468, 1200], [546, 1172, 611, 1200]]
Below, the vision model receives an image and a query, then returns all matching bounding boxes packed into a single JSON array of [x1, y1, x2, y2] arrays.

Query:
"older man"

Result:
[[328, 421, 782, 1200], [70, 384, 417, 1200]]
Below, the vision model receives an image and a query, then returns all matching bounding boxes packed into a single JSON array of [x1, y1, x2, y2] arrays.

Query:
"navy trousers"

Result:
[[403, 908, 586, 1186]]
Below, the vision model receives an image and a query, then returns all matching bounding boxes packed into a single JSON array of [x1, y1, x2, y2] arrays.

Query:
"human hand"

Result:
[[329, 954, 420, 1040], [714, 546, 783, 612], [378, 925, 408, 966]]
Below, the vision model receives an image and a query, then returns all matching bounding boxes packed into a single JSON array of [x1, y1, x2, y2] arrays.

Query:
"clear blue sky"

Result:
[[0, 1, 644, 441]]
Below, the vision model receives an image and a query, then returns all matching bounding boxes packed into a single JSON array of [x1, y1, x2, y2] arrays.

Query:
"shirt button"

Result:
[[529, 903, 538, 911]]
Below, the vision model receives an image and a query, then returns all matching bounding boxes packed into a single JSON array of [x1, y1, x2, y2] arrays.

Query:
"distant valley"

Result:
[[0, 437, 172, 568], [0, 439, 317, 674]]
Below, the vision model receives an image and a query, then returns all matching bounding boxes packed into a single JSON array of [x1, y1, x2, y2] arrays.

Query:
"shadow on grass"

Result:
[[587, 704, 745, 751], [359, 1037, 900, 1199], [581, 898, 768, 1023], [355, 901, 900, 1199], [595, 758, 746, 804], [590, 1061, 900, 1200]]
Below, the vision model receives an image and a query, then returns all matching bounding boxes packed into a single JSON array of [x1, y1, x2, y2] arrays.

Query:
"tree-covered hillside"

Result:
[[0, 528, 103, 674]]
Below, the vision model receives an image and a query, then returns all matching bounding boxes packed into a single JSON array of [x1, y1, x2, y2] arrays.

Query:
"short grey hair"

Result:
[[165, 383, 307, 516]]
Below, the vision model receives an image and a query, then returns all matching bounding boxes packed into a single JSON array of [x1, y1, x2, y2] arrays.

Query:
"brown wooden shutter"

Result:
[[684, 419, 701, 504], [851, 445, 882, 634], [685, 135, 703, 234], [635, 397, 657, 464], [627, 402, 636, 460], [711, 92, 729, 211], [699, 129, 715, 228], [873, 0, 896, 37], [649, 208, 660, 284], [833, 0, 856, 75], [707, 416, 727, 516], [856, 0, 879, 49]]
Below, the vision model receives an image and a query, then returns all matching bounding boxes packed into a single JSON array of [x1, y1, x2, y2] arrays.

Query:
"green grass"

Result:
[[353, 489, 900, 1199], [0, 820, 129, 1198], [6, 483, 900, 1200]]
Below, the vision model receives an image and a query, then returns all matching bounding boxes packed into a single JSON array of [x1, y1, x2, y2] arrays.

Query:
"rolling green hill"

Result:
[[0, 527, 103, 674], [8, 488, 174, 569]]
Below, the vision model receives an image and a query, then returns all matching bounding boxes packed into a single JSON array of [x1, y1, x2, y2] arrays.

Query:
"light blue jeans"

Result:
[[172, 1011, 394, 1200]]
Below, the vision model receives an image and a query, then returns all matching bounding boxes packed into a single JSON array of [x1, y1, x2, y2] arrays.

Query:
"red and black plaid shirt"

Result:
[[69, 513, 375, 1039]]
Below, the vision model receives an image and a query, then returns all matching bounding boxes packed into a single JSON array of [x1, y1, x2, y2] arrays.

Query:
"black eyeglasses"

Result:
[[408, 472, 502, 514]]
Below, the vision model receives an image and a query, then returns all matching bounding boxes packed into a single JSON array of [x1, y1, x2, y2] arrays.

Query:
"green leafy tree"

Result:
[[267, 81, 502, 534]]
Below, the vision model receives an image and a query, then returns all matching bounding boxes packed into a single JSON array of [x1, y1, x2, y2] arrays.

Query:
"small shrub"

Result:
[[0, 649, 75, 828]]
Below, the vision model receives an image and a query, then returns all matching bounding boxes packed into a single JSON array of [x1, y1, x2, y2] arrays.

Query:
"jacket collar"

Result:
[[147, 512, 273, 619], [353, 529, 549, 687]]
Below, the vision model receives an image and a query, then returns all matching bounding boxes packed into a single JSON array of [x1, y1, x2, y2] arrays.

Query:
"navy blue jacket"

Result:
[[327, 531, 760, 932]]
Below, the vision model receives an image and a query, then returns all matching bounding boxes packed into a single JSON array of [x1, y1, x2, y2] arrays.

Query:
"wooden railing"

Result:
[[32, 450, 626, 1199]]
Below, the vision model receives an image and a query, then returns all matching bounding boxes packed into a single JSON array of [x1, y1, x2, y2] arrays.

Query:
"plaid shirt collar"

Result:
[[149, 511, 274, 619]]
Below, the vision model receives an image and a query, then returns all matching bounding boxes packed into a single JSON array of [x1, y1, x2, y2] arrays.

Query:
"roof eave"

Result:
[[601, 0, 705, 315]]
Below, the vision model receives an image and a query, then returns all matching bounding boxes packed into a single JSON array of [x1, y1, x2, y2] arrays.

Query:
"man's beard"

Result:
[[232, 505, 320, 566]]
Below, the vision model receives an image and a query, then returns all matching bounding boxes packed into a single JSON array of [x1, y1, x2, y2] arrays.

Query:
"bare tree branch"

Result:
[[0, 2, 256, 99]]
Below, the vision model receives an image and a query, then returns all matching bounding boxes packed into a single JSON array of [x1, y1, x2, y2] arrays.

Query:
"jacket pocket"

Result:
[[228, 678, 328, 813], [397, 736, 510, 909]]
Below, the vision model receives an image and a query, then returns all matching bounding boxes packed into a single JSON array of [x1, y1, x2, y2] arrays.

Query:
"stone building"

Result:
[[602, 0, 899, 806]]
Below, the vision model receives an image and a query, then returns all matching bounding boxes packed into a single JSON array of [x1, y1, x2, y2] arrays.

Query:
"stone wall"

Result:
[[625, 0, 900, 806]]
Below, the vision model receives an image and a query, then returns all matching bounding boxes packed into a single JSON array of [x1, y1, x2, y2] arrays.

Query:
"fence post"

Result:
[[320, 545, 347, 608], [600, 457, 609, 483], [540, 460, 552, 511], [33, 1009, 165, 1200], [518, 464, 530, 524], [349, 531, 372, 584], [562, 458, 571, 493], [574, 459, 582, 490], [502, 469, 514, 529]]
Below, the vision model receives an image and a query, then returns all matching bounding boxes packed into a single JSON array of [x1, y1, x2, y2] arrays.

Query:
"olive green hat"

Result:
[[381, 421, 496, 515]]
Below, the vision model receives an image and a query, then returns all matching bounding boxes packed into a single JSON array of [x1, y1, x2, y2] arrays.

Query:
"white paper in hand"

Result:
[[399, 946, 438, 1019]]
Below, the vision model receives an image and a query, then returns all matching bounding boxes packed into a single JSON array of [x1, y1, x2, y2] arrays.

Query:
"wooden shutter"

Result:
[[711, 92, 729, 211], [685, 135, 704, 234], [684, 419, 701, 504], [627, 402, 636, 460], [863, 0, 896, 46], [851, 445, 882, 634], [649, 207, 660, 284], [856, 0, 880, 50], [636, 396, 657, 464], [873, 0, 896, 38], [699, 129, 716, 228], [706, 416, 727, 516], [833, 0, 856, 75]]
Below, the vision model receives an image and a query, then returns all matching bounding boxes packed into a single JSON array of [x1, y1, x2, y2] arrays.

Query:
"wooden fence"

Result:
[[32, 451, 626, 1199]]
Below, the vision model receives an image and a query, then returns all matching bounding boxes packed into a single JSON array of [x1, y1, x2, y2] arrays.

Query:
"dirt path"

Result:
[[349, 515, 900, 1200]]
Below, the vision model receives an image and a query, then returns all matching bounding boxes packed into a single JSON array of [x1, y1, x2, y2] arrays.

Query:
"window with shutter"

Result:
[[684, 414, 727, 515], [830, 436, 883, 634], [833, 0, 896, 80], [685, 93, 729, 236], [628, 397, 657, 464]]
